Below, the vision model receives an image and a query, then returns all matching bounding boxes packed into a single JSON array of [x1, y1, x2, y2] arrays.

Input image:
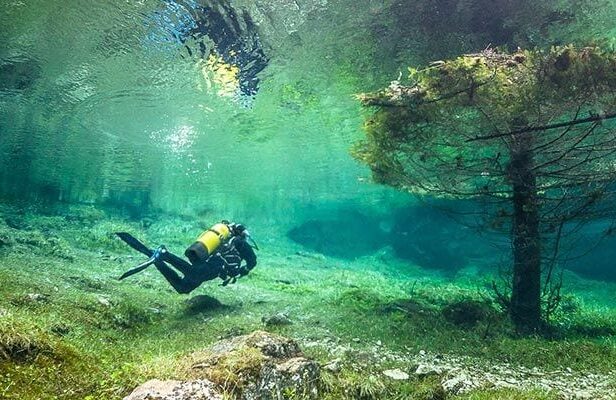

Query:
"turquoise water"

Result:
[[2, 1, 616, 399], [0, 0, 401, 222], [2, 0, 616, 295], [3, 0, 615, 279]]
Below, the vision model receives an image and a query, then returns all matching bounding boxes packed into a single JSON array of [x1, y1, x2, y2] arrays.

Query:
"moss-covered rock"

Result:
[[181, 330, 320, 399], [124, 379, 223, 400]]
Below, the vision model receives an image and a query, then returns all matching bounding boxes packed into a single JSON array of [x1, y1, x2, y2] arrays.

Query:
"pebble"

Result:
[[27, 293, 48, 302], [324, 358, 342, 373], [383, 368, 410, 380], [415, 363, 444, 376], [97, 297, 112, 307], [262, 312, 292, 327]]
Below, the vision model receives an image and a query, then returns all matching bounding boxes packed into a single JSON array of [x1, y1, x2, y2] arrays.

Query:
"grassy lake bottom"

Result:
[[0, 204, 615, 400]]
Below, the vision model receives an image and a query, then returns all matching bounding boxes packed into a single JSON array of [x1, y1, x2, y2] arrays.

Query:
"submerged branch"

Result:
[[467, 112, 616, 142]]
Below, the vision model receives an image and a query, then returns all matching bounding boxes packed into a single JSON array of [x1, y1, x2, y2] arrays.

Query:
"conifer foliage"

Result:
[[355, 46, 616, 332]]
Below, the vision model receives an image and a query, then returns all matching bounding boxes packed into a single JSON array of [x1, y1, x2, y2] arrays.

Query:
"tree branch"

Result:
[[467, 112, 616, 142]]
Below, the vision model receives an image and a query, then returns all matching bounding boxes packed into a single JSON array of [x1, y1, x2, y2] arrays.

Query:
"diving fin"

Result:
[[116, 232, 157, 280], [116, 232, 153, 257], [118, 257, 159, 280]]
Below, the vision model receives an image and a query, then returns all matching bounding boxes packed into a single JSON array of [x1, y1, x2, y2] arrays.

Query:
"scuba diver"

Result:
[[116, 220, 258, 293]]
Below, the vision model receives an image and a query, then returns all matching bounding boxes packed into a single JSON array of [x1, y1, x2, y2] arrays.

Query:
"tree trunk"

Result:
[[509, 133, 542, 332]]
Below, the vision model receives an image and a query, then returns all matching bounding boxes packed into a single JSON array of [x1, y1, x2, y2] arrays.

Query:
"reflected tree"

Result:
[[354, 46, 616, 332]]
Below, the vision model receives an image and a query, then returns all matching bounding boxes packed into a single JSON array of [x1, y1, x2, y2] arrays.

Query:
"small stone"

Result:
[[27, 293, 48, 302], [97, 297, 111, 307], [352, 338, 360, 343], [415, 364, 443, 376], [376, 340, 382, 346], [442, 373, 477, 395], [324, 358, 341, 373], [383, 369, 409, 380], [419, 350, 426, 356], [262, 312, 292, 327]]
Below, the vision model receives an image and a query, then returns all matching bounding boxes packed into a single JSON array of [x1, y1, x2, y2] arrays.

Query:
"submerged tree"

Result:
[[354, 46, 616, 332]]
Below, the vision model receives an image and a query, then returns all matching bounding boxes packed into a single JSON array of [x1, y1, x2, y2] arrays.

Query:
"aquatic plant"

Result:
[[355, 45, 616, 333]]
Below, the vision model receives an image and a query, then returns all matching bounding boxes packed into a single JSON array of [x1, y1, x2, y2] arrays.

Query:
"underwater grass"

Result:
[[0, 205, 615, 399], [454, 388, 559, 400]]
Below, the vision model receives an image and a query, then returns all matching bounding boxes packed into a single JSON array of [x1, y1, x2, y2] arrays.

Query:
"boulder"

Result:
[[189, 330, 319, 400], [126, 331, 319, 400], [123, 379, 223, 400]]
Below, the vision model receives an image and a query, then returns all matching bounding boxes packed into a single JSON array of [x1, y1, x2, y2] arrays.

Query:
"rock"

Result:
[[97, 297, 112, 307], [442, 373, 479, 395], [383, 368, 409, 380], [323, 358, 341, 373], [26, 293, 49, 303], [123, 379, 223, 400], [185, 295, 224, 314], [415, 363, 446, 376], [187, 331, 319, 400], [256, 357, 320, 399], [207, 330, 301, 359], [261, 312, 292, 327]]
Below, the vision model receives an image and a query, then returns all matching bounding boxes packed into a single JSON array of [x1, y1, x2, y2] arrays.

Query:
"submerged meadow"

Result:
[[1, 0, 616, 399], [1, 203, 616, 399]]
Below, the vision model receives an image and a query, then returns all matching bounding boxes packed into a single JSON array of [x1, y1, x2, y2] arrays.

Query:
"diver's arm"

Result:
[[235, 239, 257, 276]]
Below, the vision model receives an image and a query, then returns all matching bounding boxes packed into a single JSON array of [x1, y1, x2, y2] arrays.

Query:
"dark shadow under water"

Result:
[[287, 203, 616, 282]]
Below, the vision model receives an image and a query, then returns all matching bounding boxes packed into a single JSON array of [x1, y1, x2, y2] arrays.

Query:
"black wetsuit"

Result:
[[154, 236, 257, 294]]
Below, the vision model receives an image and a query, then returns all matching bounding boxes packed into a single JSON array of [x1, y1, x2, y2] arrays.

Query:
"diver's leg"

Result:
[[159, 250, 193, 275], [154, 261, 200, 294]]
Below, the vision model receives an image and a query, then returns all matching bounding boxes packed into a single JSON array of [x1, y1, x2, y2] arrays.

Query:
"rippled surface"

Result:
[[0, 0, 402, 223]]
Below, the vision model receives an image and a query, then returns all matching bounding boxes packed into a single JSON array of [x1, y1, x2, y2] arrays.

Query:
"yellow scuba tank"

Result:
[[184, 223, 231, 263]]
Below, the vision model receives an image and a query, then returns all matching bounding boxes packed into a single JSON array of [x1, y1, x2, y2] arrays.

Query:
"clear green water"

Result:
[[2, 1, 616, 399], [0, 0, 405, 225], [4, 0, 615, 280]]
